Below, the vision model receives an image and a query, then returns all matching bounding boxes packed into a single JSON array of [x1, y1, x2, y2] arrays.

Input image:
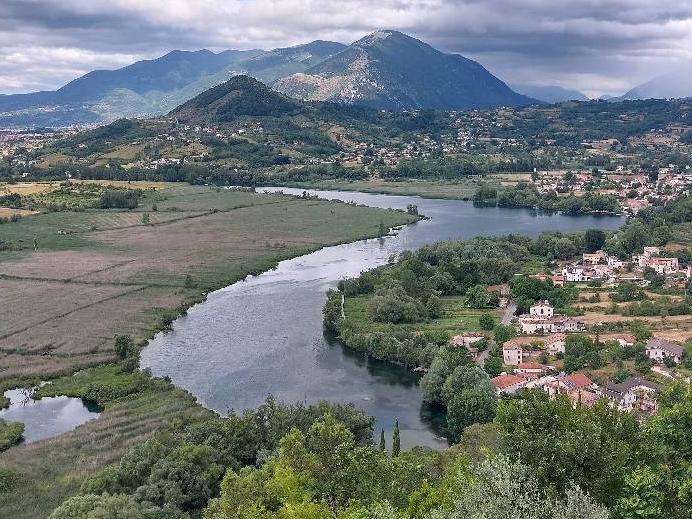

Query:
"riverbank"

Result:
[[0, 184, 418, 518]]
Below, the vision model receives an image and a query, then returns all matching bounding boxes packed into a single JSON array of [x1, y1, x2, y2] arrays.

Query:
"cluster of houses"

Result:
[[489, 330, 685, 414], [554, 246, 688, 287], [516, 300, 586, 334], [491, 366, 661, 414]]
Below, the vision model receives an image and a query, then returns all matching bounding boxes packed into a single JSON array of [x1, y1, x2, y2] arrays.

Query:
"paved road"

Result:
[[502, 300, 517, 325]]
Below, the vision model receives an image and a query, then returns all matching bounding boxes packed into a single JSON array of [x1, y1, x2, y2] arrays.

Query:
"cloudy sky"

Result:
[[1, 0, 692, 97]]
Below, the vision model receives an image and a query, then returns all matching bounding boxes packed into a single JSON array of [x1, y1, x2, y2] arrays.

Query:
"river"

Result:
[[140, 189, 623, 449]]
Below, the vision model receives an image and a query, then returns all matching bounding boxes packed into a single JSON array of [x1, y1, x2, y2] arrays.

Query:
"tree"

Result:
[[392, 420, 400, 457], [379, 429, 385, 452], [446, 387, 497, 442], [483, 356, 503, 377], [584, 229, 606, 253], [114, 335, 134, 360], [141, 212, 150, 225], [495, 390, 642, 504], [479, 314, 495, 330], [616, 466, 664, 519], [466, 285, 491, 308], [493, 324, 516, 345]]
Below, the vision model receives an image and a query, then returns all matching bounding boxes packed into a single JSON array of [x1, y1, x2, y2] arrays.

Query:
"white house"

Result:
[[530, 300, 554, 317], [545, 333, 566, 354], [645, 338, 683, 364], [502, 340, 524, 366], [602, 377, 661, 413]]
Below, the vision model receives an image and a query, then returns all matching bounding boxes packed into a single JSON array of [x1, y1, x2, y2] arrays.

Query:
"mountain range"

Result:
[[0, 31, 534, 127], [614, 68, 692, 101]]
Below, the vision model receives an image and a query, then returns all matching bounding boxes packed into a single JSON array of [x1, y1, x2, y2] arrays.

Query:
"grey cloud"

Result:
[[1, 0, 691, 96]]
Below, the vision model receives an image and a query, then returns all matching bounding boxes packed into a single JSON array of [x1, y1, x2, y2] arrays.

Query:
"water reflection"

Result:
[[141, 189, 623, 449], [0, 388, 101, 444]]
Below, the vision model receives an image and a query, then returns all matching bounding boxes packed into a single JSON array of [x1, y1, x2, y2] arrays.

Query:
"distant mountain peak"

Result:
[[171, 75, 300, 123]]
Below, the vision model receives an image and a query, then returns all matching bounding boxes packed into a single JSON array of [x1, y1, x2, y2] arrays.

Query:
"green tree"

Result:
[[446, 387, 497, 442], [584, 229, 606, 252], [392, 420, 400, 457], [616, 466, 664, 519], [483, 356, 503, 377], [466, 285, 491, 308], [479, 313, 495, 330]]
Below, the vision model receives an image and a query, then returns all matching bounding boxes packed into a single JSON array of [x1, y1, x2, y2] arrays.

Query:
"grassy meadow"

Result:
[[0, 182, 417, 518]]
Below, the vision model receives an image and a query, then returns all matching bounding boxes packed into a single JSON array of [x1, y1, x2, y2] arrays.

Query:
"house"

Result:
[[583, 250, 607, 265], [645, 338, 684, 364], [545, 333, 566, 354], [530, 300, 554, 318], [514, 362, 552, 375], [646, 256, 679, 275], [451, 332, 485, 348], [601, 377, 661, 413], [518, 315, 585, 334], [569, 389, 600, 407], [543, 372, 595, 397], [603, 333, 637, 347], [503, 340, 523, 365], [491, 373, 526, 394]]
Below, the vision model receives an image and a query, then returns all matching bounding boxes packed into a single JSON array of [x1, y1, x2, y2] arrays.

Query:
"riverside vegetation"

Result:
[[0, 181, 418, 517]]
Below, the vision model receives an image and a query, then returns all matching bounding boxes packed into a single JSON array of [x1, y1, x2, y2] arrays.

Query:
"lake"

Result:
[[141, 189, 623, 449]]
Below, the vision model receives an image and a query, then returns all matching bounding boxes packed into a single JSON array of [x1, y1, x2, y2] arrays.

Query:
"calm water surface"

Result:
[[0, 388, 100, 444], [141, 189, 623, 449]]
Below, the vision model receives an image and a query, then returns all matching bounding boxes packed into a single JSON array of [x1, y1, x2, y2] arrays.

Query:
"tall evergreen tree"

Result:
[[392, 419, 401, 457], [379, 429, 386, 452]]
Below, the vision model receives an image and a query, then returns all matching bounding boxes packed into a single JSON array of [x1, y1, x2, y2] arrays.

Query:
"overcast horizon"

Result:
[[1, 1, 692, 98]]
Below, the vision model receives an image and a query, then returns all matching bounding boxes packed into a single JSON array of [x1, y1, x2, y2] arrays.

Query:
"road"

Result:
[[502, 300, 517, 325]]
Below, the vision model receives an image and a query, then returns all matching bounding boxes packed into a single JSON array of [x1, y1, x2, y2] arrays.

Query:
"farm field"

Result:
[[0, 183, 417, 383], [0, 182, 417, 518]]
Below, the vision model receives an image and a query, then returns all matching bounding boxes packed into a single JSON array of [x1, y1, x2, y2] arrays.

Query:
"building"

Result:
[[491, 373, 526, 394], [543, 372, 595, 397], [503, 340, 523, 365], [514, 362, 552, 375], [518, 301, 585, 334], [646, 256, 679, 275], [583, 250, 607, 265], [530, 300, 554, 318], [645, 338, 683, 364], [603, 333, 637, 347], [451, 332, 485, 348], [601, 377, 661, 413], [545, 333, 566, 354]]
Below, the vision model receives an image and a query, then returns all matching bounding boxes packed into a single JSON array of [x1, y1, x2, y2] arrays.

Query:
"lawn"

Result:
[[343, 294, 502, 336]]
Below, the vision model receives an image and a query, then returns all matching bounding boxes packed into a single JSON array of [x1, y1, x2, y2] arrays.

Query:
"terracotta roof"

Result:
[[545, 333, 565, 344], [516, 362, 551, 371], [570, 390, 599, 406], [503, 339, 523, 350], [563, 373, 593, 389], [491, 374, 524, 390]]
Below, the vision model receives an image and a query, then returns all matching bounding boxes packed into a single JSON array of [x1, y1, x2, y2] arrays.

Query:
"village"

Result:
[[452, 241, 692, 417]]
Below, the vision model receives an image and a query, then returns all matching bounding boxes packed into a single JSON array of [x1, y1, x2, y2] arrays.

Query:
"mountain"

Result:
[[0, 49, 261, 127], [274, 30, 536, 109], [237, 40, 348, 83], [170, 75, 301, 124], [0, 31, 534, 127], [510, 84, 588, 103], [617, 69, 692, 101]]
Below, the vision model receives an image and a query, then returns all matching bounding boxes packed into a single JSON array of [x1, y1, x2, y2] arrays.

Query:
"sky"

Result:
[[1, 0, 692, 97]]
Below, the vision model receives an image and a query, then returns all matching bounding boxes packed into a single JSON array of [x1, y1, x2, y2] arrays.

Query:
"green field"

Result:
[[344, 294, 502, 335], [0, 182, 417, 518]]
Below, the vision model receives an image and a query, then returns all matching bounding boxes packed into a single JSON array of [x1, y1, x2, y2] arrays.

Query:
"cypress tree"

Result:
[[392, 419, 401, 457], [379, 429, 386, 452]]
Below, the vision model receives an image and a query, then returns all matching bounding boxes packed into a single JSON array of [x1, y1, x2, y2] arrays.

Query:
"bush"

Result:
[[0, 418, 24, 451], [99, 189, 140, 209]]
